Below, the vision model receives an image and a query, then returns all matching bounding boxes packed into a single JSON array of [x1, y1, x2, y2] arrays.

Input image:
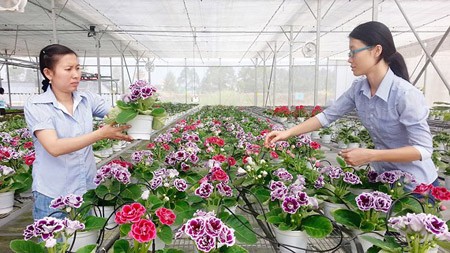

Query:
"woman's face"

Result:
[[44, 53, 81, 93], [347, 38, 377, 76]]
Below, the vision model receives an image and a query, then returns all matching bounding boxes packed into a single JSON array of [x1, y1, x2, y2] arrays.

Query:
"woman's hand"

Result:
[[264, 130, 291, 147], [339, 148, 374, 166], [98, 124, 133, 142]]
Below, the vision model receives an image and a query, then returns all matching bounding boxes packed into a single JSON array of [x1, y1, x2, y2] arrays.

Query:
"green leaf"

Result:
[[251, 188, 270, 203], [75, 244, 97, 253], [301, 215, 333, 238], [151, 107, 167, 117], [158, 248, 184, 253], [84, 216, 107, 231], [116, 100, 132, 109], [219, 244, 248, 253], [360, 235, 401, 253], [174, 201, 195, 226], [157, 225, 173, 245], [224, 214, 258, 244], [113, 239, 130, 253], [267, 216, 284, 224], [120, 223, 132, 237], [120, 184, 143, 201], [116, 109, 138, 124], [10, 240, 45, 253], [437, 240, 450, 251], [332, 209, 362, 229], [336, 156, 346, 167]]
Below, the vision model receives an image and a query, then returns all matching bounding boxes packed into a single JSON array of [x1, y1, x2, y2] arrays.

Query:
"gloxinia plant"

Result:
[[175, 210, 245, 253], [362, 213, 450, 253], [105, 80, 165, 124], [315, 165, 362, 204], [258, 169, 333, 237], [333, 191, 393, 232], [112, 202, 176, 252], [10, 194, 106, 253]]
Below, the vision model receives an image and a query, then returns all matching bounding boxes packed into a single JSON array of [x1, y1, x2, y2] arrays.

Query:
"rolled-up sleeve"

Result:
[[316, 81, 359, 127], [397, 88, 433, 160], [87, 92, 110, 118]]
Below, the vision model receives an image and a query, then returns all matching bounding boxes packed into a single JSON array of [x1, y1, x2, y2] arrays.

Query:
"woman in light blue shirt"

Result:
[[24, 44, 133, 220], [265, 21, 437, 187]]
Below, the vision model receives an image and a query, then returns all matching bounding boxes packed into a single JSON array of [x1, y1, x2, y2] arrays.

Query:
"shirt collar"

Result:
[[32, 87, 86, 107], [359, 68, 394, 102]]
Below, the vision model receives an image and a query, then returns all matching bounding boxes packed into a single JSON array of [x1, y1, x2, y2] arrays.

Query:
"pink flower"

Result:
[[115, 203, 146, 224], [431, 187, 450, 201], [129, 219, 156, 243], [155, 207, 176, 226], [211, 169, 229, 182], [413, 183, 432, 195]]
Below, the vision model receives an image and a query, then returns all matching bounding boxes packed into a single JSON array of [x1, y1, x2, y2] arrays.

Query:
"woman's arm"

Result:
[[340, 146, 421, 166], [35, 124, 132, 157], [264, 116, 323, 146]]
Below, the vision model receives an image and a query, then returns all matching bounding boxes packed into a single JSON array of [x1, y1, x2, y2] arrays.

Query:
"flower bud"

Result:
[[260, 159, 266, 164]]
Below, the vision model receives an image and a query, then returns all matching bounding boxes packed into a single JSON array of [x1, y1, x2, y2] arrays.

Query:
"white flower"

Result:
[[141, 190, 150, 200], [261, 171, 268, 177], [260, 159, 266, 164], [164, 196, 170, 201], [236, 167, 247, 176]]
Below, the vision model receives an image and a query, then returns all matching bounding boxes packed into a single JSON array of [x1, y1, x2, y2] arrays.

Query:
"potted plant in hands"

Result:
[[105, 80, 166, 140], [258, 169, 333, 253]]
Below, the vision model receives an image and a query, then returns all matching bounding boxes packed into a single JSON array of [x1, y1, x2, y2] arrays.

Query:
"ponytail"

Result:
[[41, 79, 50, 92], [387, 52, 409, 82]]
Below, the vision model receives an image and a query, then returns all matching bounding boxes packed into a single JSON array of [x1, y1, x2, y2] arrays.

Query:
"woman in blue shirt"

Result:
[[24, 44, 133, 220], [265, 21, 437, 187]]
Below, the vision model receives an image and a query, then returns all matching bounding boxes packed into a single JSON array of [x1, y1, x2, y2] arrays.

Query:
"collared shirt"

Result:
[[316, 68, 437, 185], [24, 88, 109, 198]]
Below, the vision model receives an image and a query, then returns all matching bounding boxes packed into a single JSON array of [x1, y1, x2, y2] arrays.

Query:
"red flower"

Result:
[[413, 183, 432, 194], [147, 143, 155, 149], [310, 141, 321, 150], [431, 187, 450, 201], [270, 151, 279, 159], [260, 129, 270, 136], [211, 169, 229, 182], [129, 219, 156, 243], [212, 154, 226, 163], [173, 138, 182, 144], [227, 157, 236, 166], [162, 144, 170, 151], [23, 154, 35, 166], [242, 156, 249, 164], [23, 141, 34, 149], [155, 207, 176, 225], [115, 203, 146, 224]]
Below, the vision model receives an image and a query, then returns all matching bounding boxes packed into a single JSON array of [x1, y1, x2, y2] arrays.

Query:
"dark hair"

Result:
[[39, 44, 77, 92], [0, 87, 4, 95], [349, 21, 409, 82]]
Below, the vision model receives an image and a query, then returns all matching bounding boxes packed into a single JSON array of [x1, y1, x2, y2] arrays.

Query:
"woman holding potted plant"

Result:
[[265, 21, 437, 189], [24, 44, 132, 220]]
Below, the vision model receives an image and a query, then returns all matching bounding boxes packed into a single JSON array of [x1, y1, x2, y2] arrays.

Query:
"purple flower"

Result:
[[270, 187, 287, 201], [49, 196, 66, 210], [356, 193, 374, 211], [205, 217, 223, 236], [131, 151, 143, 163], [314, 175, 325, 189], [23, 224, 36, 240], [174, 179, 188, 191], [185, 217, 205, 239], [373, 195, 392, 213], [189, 154, 200, 164], [195, 182, 214, 198], [273, 168, 293, 182], [282, 197, 300, 214], [376, 171, 400, 184], [150, 176, 163, 190], [343, 172, 362, 185], [296, 191, 309, 206], [195, 233, 215, 252], [64, 194, 83, 208], [33, 217, 64, 240], [269, 180, 286, 191], [218, 226, 235, 246], [62, 218, 85, 235], [424, 215, 448, 235], [216, 182, 233, 197], [328, 166, 343, 179]]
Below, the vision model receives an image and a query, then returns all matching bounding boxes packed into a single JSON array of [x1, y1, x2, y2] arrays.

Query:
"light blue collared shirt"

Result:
[[316, 68, 437, 185], [24, 88, 109, 198]]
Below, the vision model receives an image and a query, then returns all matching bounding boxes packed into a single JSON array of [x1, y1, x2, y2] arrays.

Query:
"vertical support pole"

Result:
[[314, 0, 321, 106], [262, 52, 267, 107], [110, 57, 114, 106], [272, 42, 277, 107], [5, 53, 12, 107], [288, 25, 294, 108], [185, 58, 188, 104], [372, 0, 379, 21], [254, 57, 258, 106], [36, 56, 41, 94], [51, 0, 58, 44], [96, 39, 101, 95]]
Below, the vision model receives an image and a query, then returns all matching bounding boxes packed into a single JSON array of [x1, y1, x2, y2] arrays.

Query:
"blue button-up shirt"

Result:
[[24, 88, 109, 198], [316, 68, 437, 185]]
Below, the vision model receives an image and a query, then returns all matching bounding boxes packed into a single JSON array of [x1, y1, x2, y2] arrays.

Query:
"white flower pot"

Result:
[[338, 141, 348, 149], [94, 206, 117, 229], [311, 131, 320, 139], [320, 201, 346, 221], [297, 117, 305, 123], [67, 230, 98, 252], [112, 143, 122, 152], [273, 227, 308, 253], [321, 134, 332, 144], [127, 115, 153, 140], [445, 175, 450, 190], [348, 143, 360, 149], [0, 191, 15, 214], [349, 188, 373, 196]]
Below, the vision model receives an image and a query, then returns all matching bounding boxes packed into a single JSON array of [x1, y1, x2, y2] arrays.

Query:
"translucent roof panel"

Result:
[[0, 0, 449, 65]]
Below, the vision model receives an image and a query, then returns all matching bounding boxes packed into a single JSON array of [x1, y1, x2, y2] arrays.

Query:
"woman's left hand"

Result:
[[339, 148, 373, 166]]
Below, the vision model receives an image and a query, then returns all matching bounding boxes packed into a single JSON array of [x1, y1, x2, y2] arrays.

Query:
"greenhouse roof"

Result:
[[0, 0, 449, 65]]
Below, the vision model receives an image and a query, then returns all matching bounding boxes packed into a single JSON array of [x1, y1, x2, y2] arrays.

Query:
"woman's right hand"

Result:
[[99, 124, 133, 142], [264, 130, 291, 147]]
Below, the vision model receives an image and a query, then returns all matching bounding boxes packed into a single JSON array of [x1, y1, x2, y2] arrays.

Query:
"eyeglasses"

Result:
[[348, 46, 373, 58]]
